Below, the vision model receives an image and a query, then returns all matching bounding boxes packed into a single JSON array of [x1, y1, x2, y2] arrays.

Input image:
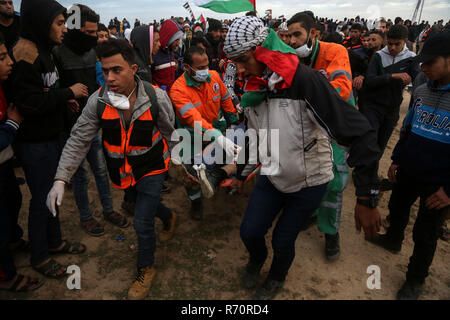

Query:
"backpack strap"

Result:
[[96, 85, 107, 119], [142, 80, 159, 123]]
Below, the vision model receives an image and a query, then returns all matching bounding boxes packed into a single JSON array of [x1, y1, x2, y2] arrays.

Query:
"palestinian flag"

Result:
[[194, 0, 255, 14], [241, 29, 299, 108]]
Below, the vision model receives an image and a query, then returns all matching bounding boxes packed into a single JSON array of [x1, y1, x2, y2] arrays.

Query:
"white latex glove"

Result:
[[236, 103, 243, 114], [46, 181, 66, 217], [215, 135, 241, 160]]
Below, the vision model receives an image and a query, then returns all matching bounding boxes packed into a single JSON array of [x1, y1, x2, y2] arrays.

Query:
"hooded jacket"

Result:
[[364, 45, 420, 109], [131, 25, 153, 83], [153, 20, 183, 89], [11, 0, 74, 142], [52, 29, 99, 131]]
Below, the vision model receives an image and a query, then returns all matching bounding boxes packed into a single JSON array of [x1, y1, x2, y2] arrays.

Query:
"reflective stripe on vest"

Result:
[[100, 104, 169, 190]]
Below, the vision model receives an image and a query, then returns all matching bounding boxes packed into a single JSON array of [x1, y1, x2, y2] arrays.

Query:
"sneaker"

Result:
[[368, 234, 402, 254], [197, 167, 228, 199], [241, 261, 265, 289], [159, 212, 177, 242], [396, 280, 424, 300], [253, 277, 284, 300], [325, 232, 340, 261], [161, 183, 171, 194], [121, 201, 136, 216], [81, 218, 105, 237], [190, 198, 203, 221], [127, 266, 157, 300], [103, 211, 130, 228]]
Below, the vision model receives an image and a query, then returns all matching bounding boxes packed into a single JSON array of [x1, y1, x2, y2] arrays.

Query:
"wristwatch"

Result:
[[357, 196, 379, 209]]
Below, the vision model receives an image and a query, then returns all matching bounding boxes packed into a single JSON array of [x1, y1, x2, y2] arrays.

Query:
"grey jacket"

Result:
[[55, 76, 177, 183]]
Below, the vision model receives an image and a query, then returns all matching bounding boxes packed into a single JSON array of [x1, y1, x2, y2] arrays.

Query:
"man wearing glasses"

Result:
[[0, 0, 20, 51]]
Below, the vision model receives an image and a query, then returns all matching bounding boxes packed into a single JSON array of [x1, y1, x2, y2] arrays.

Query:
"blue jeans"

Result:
[[240, 176, 328, 282], [72, 133, 114, 222], [18, 139, 64, 266], [0, 160, 23, 281], [126, 174, 171, 269]]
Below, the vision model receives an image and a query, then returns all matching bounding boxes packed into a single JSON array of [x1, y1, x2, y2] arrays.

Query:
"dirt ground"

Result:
[[1, 92, 449, 300]]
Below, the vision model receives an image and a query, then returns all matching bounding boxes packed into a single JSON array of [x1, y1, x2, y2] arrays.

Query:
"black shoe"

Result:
[[253, 277, 284, 300], [161, 183, 171, 194], [197, 167, 228, 199], [380, 179, 394, 192], [368, 234, 402, 254], [190, 198, 203, 221], [241, 261, 265, 289], [299, 215, 317, 231], [325, 232, 340, 261], [396, 280, 424, 300]]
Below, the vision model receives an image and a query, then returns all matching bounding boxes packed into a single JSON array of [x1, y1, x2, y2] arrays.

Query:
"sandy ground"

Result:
[[1, 92, 449, 300]]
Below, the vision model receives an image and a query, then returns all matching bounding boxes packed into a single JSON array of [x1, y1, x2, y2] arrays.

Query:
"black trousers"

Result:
[[362, 102, 400, 157], [387, 170, 446, 283]]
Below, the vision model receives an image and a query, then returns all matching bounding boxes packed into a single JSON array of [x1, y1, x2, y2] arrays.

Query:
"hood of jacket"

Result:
[[19, 0, 67, 48], [131, 25, 152, 67], [378, 44, 416, 68], [159, 19, 183, 49]]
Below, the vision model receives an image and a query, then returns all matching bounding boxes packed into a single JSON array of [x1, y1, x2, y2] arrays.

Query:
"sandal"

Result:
[[49, 240, 86, 255], [0, 274, 44, 293], [9, 239, 30, 253], [32, 259, 67, 279]]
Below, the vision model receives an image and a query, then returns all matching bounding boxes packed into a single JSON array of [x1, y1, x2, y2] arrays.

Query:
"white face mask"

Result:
[[190, 66, 209, 83], [107, 86, 136, 110], [295, 33, 313, 58]]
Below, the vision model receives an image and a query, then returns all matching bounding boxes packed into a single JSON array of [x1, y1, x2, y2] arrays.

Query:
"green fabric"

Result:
[[184, 71, 212, 88], [241, 91, 267, 108], [312, 142, 350, 235], [261, 29, 297, 55]]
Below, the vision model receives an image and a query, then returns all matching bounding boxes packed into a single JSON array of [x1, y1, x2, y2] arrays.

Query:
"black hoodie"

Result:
[[52, 29, 98, 131], [131, 26, 152, 83], [10, 0, 74, 143]]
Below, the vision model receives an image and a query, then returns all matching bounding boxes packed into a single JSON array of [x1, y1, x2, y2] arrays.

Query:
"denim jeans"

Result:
[[126, 174, 171, 269], [72, 133, 114, 222], [18, 139, 64, 266], [240, 176, 328, 282], [387, 170, 446, 283], [0, 160, 23, 281]]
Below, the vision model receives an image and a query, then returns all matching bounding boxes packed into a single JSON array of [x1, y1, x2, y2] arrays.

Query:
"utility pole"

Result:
[[412, 0, 425, 24]]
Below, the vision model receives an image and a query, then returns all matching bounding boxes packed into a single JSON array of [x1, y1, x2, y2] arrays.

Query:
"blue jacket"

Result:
[[0, 117, 19, 164], [392, 81, 450, 196]]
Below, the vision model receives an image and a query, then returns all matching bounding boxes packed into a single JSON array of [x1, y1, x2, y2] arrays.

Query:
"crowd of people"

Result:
[[0, 0, 449, 301]]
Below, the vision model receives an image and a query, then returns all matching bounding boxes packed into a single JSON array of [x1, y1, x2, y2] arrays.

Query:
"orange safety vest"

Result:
[[98, 91, 170, 190]]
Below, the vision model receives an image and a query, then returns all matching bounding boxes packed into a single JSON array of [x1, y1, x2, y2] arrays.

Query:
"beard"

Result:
[[0, 10, 14, 19]]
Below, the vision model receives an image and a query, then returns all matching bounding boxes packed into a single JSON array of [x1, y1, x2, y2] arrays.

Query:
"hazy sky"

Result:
[[12, 0, 450, 25]]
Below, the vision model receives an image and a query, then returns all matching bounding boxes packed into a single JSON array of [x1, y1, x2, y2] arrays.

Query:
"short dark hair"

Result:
[[316, 22, 325, 33], [98, 23, 108, 33], [108, 24, 116, 30], [208, 18, 222, 32], [245, 11, 257, 17], [96, 39, 135, 65], [387, 24, 408, 40], [322, 32, 343, 45], [351, 24, 363, 32], [190, 36, 208, 48], [272, 21, 281, 29], [394, 17, 403, 25], [75, 4, 99, 28], [369, 30, 384, 38], [184, 46, 206, 65], [287, 12, 315, 33], [302, 11, 315, 22]]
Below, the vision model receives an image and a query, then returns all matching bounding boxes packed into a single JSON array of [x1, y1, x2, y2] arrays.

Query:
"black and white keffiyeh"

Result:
[[224, 16, 269, 59]]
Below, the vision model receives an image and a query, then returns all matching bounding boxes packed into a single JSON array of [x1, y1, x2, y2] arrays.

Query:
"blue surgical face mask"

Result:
[[190, 66, 209, 82]]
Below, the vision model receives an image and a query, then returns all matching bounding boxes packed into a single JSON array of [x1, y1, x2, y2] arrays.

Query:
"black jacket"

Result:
[[52, 29, 99, 130], [11, 0, 74, 142], [205, 33, 221, 72], [130, 26, 152, 83], [364, 46, 420, 109]]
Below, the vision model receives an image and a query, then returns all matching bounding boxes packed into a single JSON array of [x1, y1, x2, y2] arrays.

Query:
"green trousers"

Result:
[[312, 142, 350, 235]]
